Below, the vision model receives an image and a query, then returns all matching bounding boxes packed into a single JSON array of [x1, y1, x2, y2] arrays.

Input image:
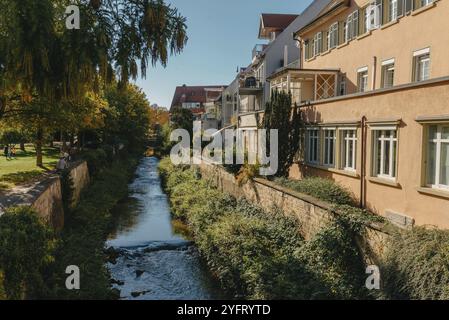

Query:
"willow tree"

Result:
[[0, 0, 187, 165]]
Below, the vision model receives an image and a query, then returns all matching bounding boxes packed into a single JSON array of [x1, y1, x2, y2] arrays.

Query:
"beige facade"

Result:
[[300, 0, 449, 93], [263, 0, 449, 228]]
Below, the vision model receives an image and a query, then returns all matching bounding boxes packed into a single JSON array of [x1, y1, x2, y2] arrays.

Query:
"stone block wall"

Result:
[[0, 161, 91, 231], [198, 162, 391, 265], [69, 161, 90, 206]]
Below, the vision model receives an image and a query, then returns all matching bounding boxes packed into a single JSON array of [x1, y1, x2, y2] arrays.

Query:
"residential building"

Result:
[[170, 85, 225, 129], [233, 0, 333, 147], [266, 0, 449, 228]]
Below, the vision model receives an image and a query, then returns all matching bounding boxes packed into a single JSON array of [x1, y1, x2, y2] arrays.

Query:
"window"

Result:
[[341, 129, 357, 171], [381, 60, 395, 88], [304, 40, 310, 60], [357, 68, 369, 92], [328, 22, 339, 49], [323, 129, 336, 166], [365, 0, 381, 31], [426, 125, 449, 189], [312, 32, 322, 57], [307, 128, 320, 164], [421, 0, 434, 7], [372, 129, 398, 179], [345, 11, 359, 42], [389, 0, 398, 21], [413, 50, 430, 82], [339, 75, 347, 96]]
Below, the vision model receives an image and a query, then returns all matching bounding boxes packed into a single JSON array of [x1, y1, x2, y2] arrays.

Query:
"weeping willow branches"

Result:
[[0, 0, 188, 118]]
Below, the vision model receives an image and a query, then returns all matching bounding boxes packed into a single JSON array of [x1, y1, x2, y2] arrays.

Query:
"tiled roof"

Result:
[[170, 85, 226, 111], [260, 13, 299, 30]]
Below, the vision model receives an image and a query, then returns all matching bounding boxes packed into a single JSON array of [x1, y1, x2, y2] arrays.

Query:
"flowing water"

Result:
[[107, 157, 224, 300]]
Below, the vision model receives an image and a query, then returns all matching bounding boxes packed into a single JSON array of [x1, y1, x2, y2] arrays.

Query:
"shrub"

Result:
[[51, 158, 136, 299], [0, 207, 56, 299], [275, 177, 355, 206], [297, 217, 370, 299], [381, 227, 449, 300], [82, 148, 108, 177], [158, 158, 381, 300]]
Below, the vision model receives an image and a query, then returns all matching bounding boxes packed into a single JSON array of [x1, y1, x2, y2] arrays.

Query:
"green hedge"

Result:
[[0, 207, 56, 299], [381, 227, 449, 300], [159, 158, 372, 299], [275, 177, 355, 206]]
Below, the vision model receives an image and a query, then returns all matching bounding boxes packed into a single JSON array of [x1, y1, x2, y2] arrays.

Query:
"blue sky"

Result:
[[135, 0, 313, 108]]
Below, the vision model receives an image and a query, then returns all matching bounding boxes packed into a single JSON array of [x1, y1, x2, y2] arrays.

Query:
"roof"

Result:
[[170, 85, 226, 111], [258, 13, 299, 39], [295, 0, 350, 36]]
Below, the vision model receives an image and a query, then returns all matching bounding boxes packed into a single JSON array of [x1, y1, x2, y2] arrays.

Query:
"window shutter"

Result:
[[318, 32, 323, 53], [382, 0, 389, 24], [338, 21, 345, 44], [359, 8, 366, 34], [308, 40, 313, 58], [354, 11, 359, 37], [323, 31, 328, 52], [405, 0, 413, 13], [414, 0, 422, 10], [398, 0, 405, 16]]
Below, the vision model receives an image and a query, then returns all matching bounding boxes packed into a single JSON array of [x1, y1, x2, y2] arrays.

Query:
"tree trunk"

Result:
[[36, 128, 43, 167], [20, 142, 25, 151]]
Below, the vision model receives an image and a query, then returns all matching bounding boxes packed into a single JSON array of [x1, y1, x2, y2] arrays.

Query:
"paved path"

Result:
[[0, 171, 58, 215]]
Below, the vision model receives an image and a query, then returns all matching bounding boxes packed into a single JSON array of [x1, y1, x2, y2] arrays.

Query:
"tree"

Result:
[[102, 84, 151, 154], [0, 0, 188, 164], [170, 108, 193, 138], [262, 90, 302, 177]]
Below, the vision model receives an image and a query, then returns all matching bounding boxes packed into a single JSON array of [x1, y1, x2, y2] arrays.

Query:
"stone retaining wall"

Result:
[[198, 162, 391, 265], [1, 161, 90, 231]]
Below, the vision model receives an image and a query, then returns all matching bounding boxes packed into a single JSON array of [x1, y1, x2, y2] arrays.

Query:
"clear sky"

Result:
[[134, 0, 313, 109]]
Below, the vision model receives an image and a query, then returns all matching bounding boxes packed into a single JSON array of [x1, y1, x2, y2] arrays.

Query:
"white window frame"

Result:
[[365, 1, 381, 31], [372, 127, 398, 180], [345, 11, 359, 42], [307, 128, 320, 164], [340, 128, 357, 172], [328, 22, 339, 49], [312, 32, 322, 57], [381, 59, 395, 88], [389, 0, 398, 21], [357, 67, 369, 92], [425, 124, 449, 190], [323, 128, 337, 167], [421, 0, 434, 7], [415, 54, 430, 82]]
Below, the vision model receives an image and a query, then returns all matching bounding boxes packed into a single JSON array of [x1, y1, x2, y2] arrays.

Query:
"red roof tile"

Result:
[[170, 85, 225, 111]]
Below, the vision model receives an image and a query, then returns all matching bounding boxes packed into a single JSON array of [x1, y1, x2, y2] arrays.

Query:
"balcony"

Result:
[[268, 68, 340, 105], [238, 75, 264, 96], [252, 44, 267, 64]]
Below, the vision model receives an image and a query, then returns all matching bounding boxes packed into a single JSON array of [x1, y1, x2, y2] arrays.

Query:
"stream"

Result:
[[107, 157, 225, 300]]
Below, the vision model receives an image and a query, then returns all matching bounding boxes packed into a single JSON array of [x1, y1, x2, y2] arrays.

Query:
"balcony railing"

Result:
[[240, 76, 263, 89]]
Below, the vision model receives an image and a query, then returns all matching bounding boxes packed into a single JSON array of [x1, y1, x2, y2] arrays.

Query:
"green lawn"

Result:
[[0, 145, 60, 190]]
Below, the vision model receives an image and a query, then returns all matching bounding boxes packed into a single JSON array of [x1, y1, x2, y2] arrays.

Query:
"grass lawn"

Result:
[[0, 144, 60, 190]]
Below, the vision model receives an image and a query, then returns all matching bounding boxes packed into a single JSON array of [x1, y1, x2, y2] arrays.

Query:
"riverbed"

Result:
[[107, 157, 224, 300]]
